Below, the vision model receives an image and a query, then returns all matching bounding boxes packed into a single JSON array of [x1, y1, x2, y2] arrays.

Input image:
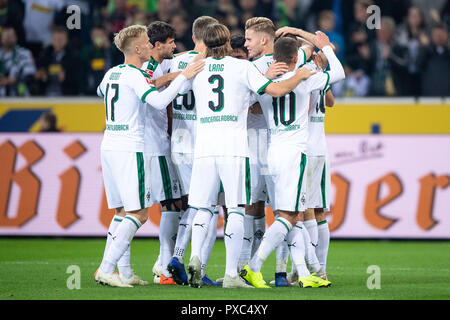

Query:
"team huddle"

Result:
[[95, 16, 345, 289]]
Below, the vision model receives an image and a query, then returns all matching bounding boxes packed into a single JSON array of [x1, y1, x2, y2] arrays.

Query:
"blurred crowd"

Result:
[[0, 0, 449, 97]]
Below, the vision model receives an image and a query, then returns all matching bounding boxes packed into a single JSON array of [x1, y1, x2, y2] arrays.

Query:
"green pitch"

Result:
[[0, 238, 449, 300]]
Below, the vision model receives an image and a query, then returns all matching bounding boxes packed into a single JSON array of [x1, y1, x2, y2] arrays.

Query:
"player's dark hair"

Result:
[[192, 16, 219, 42], [204, 23, 232, 58], [274, 37, 298, 64], [147, 21, 176, 45], [230, 34, 248, 54]]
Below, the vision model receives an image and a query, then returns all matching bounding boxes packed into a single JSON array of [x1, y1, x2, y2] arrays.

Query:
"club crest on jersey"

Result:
[[301, 193, 306, 205], [144, 69, 154, 78], [173, 180, 179, 194]]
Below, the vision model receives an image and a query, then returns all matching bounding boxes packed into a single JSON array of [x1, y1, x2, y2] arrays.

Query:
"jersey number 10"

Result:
[[272, 92, 296, 126]]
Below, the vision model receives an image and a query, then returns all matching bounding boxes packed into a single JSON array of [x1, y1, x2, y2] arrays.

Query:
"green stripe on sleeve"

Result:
[[141, 87, 157, 103], [323, 71, 330, 92], [299, 48, 306, 65], [257, 79, 272, 95]]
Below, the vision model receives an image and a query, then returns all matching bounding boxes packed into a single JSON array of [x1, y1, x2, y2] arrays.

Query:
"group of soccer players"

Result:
[[94, 15, 345, 289]]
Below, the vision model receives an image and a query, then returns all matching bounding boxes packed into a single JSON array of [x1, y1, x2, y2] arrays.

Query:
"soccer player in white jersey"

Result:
[[241, 32, 345, 288], [243, 17, 315, 287], [166, 16, 222, 287], [140, 21, 186, 285], [180, 23, 317, 288], [94, 25, 204, 287], [288, 51, 335, 283]]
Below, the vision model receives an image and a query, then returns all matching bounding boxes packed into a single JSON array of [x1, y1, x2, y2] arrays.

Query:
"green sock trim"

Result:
[[202, 208, 214, 216], [276, 218, 290, 233], [125, 216, 141, 229], [317, 220, 327, 226], [254, 214, 266, 220], [228, 211, 245, 217]]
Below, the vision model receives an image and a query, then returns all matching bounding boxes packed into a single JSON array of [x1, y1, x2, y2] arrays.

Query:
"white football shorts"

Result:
[[306, 155, 331, 211], [189, 156, 251, 208], [267, 145, 308, 212], [101, 150, 153, 212], [146, 154, 181, 203], [171, 152, 194, 197]]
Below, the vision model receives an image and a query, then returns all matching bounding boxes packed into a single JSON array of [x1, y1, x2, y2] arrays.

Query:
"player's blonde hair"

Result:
[[113, 25, 147, 53], [245, 17, 275, 38], [204, 23, 232, 58]]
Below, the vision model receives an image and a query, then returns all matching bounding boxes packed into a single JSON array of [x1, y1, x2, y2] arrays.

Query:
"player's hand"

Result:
[[275, 26, 298, 38], [182, 60, 205, 79], [265, 61, 289, 79], [313, 31, 332, 50], [296, 66, 318, 80]]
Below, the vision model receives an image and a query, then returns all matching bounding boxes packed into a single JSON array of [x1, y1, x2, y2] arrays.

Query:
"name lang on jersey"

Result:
[[209, 63, 224, 72]]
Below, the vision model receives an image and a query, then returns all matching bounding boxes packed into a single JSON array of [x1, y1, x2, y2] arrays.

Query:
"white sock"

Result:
[[303, 218, 318, 246], [159, 211, 179, 277], [298, 221, 322, 274], [190, 207, 214, 260], [238, 214, 254, 270], [224, 208, 245, 277], [249, 217, 292, 273], [251, 214, 266, 257], [275, 239, 289, 273], [317, 220, 330, 272], [287, 223, 309, 277], [201, 207, 219, 277], [173, 207, 197, 262], [117, 245, 133, 279], [102, 215, 123, 261], [101, 215, 141, 274]]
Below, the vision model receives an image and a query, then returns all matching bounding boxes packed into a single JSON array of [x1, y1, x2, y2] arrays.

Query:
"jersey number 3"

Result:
[[208, 74, 224, 112]]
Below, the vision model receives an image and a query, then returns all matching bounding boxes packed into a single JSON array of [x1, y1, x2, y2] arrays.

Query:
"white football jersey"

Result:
[[97, 64, 156, 152], [170, 51, 199, 154], [142, 56, 173, 156], [306, 61, 331, 156], [258, 68, 331, 152], [250, 48, 308, 129], [181, 56, 272, 158]]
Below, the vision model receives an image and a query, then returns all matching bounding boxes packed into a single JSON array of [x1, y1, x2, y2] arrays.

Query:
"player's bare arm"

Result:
[[152, 71, 182, 89], [265, 61, 289, 79], [264, 66, 317, 97]]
